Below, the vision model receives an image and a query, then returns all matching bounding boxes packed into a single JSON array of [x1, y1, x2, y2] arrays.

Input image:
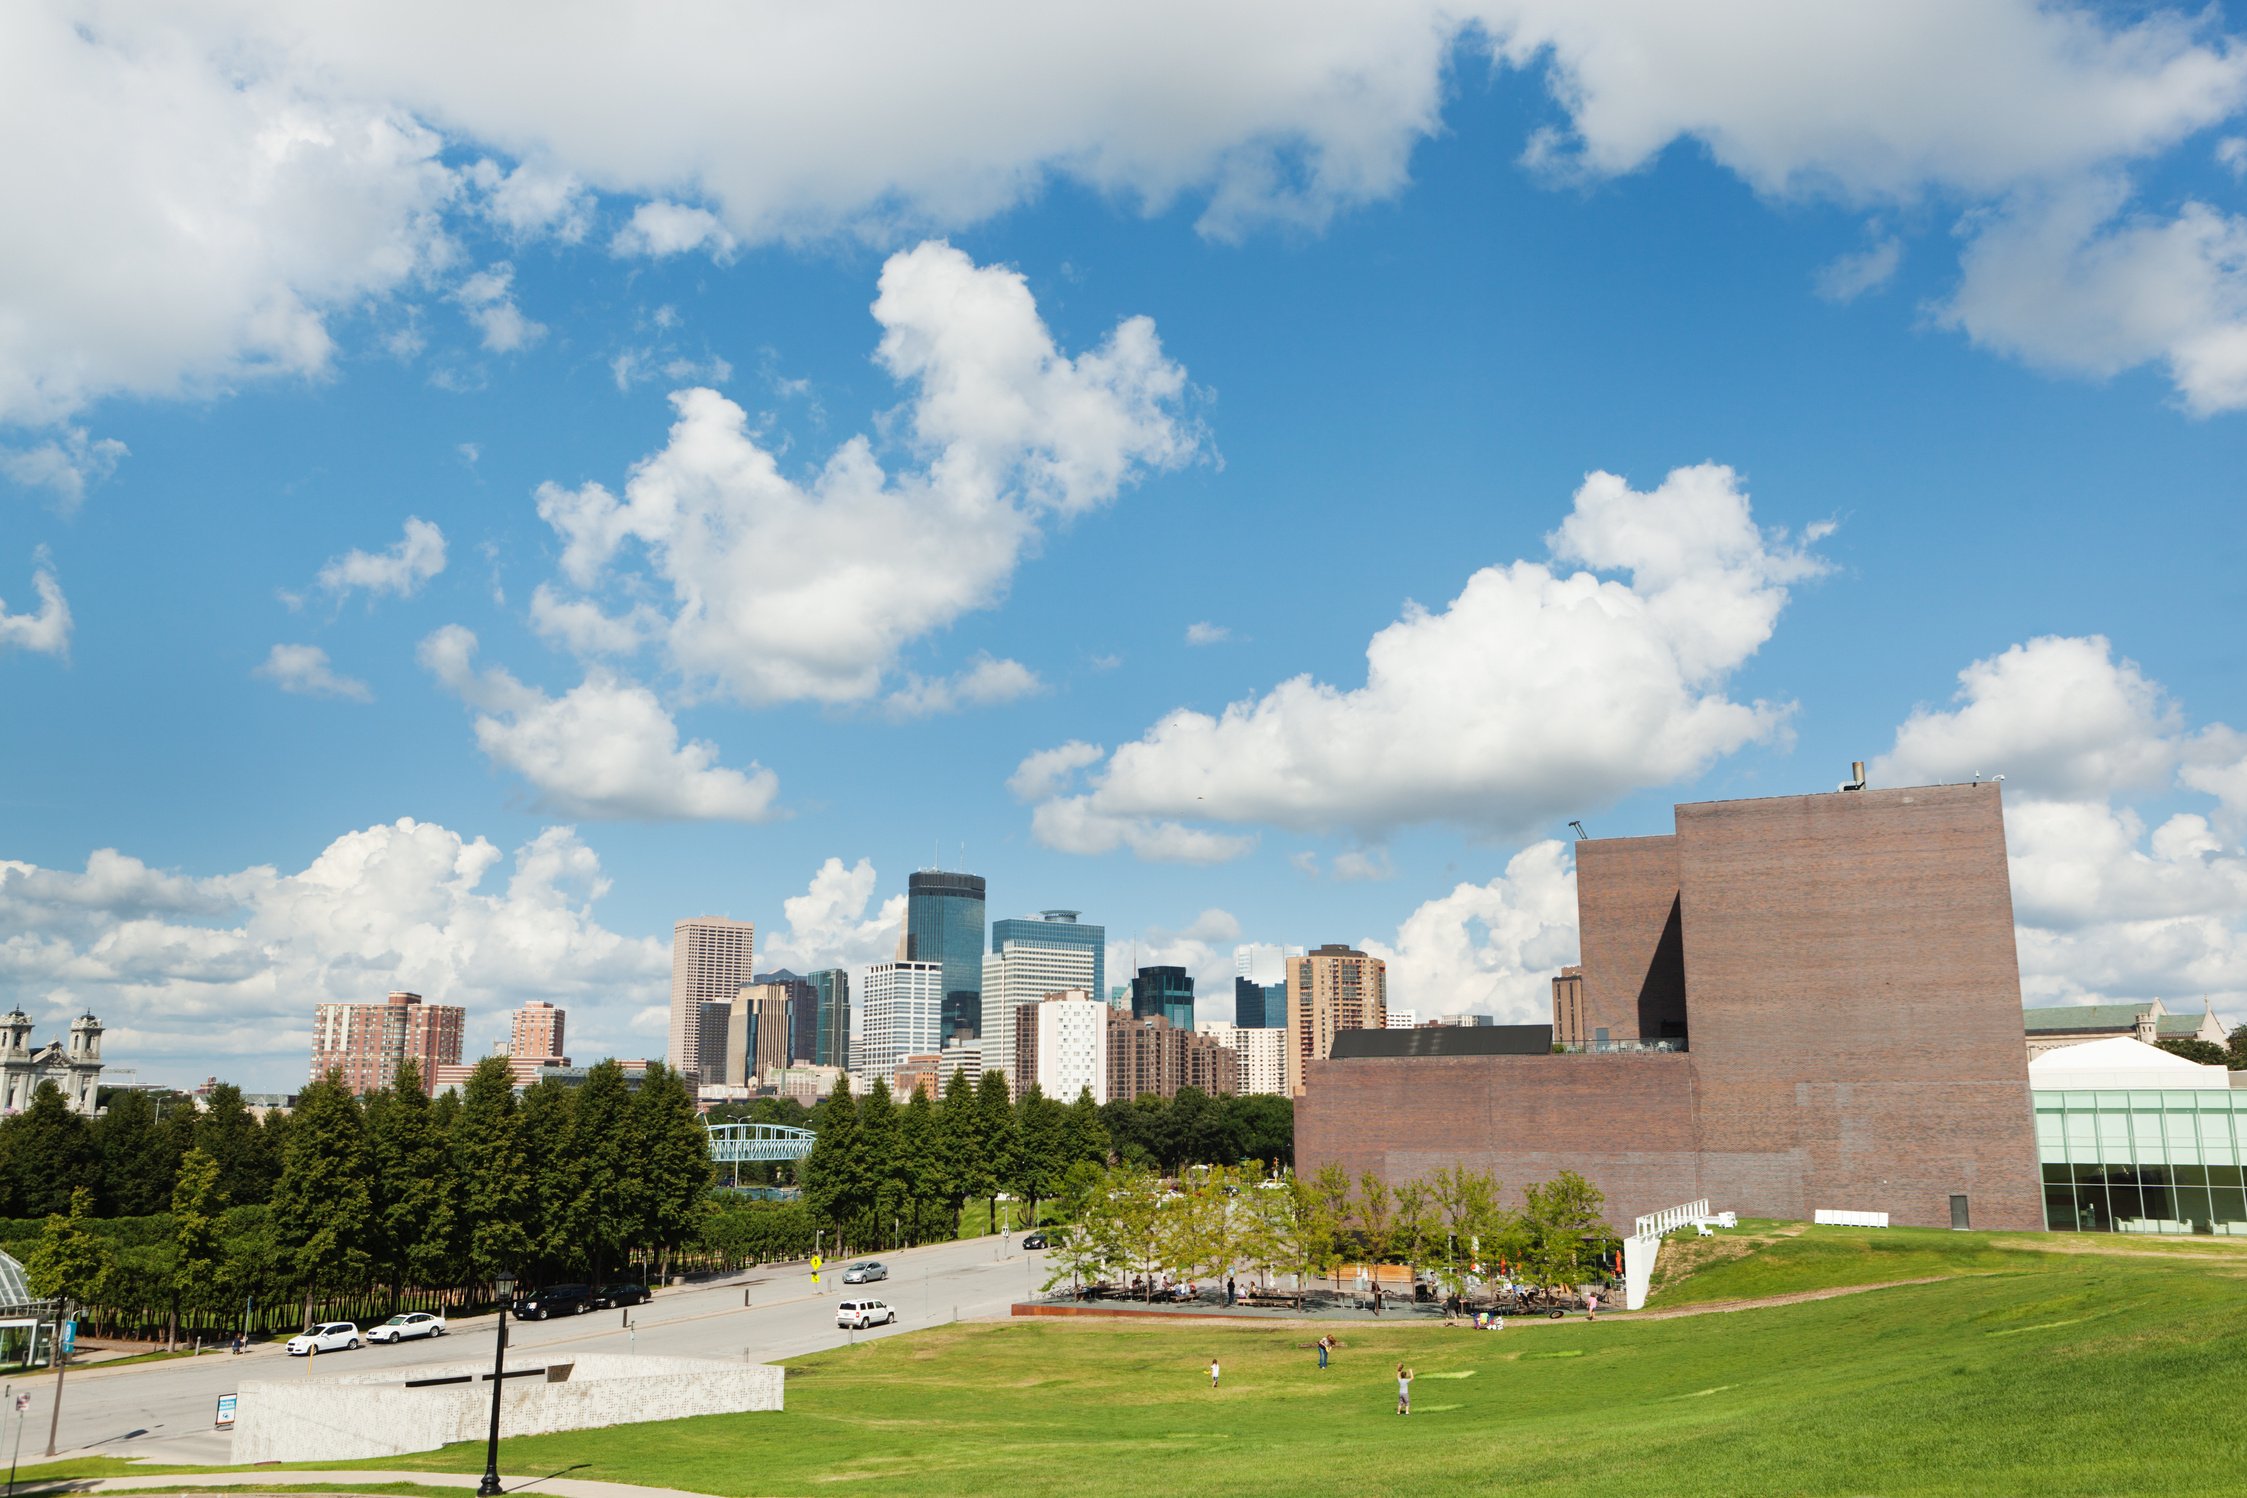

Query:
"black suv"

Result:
[[513, 1283, 593, 1319], [594, 1282, 651, 1309]]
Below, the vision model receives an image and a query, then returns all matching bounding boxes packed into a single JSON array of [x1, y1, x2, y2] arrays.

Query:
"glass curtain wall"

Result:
[[2035, 1089, 2247, 1235]]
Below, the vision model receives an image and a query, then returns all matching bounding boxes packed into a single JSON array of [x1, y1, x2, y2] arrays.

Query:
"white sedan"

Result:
[[367, 1311, 447, 1343], [285, 1322, 361, 1355]]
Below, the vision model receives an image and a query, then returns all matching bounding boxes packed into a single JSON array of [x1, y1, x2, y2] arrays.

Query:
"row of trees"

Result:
[[1046, 1162, 1615, 1303], [11, 1057, 712, 1344], [0, 1080, 287, 1220], [2160, 1026, 2247, 1070]]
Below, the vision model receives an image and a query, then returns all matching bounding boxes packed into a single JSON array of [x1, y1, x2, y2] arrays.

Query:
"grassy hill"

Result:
[[35, 1225, 2247, 1498]]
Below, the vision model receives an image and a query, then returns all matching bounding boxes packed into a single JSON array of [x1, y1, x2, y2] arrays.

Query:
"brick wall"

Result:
[[1573, 836, 1686, 1041]]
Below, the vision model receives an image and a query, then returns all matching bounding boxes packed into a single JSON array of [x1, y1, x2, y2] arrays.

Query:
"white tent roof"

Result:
[[2029, 1035, 2229, 1091]]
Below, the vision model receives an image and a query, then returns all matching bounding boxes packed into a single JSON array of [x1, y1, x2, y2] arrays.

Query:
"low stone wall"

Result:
[[232, 1353, 783, 1464]]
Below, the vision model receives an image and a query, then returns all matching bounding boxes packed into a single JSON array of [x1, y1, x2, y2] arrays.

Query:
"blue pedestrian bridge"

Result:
[[706, 1120, 816, 1163]]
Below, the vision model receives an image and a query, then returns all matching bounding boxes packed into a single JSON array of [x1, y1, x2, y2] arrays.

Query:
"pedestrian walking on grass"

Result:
[[1227, 1276, 1237, 1307], [1208, 1357, 1221, 1389], [1396, 1363, 1413, 1415], [1585, 1291, 1599, 1322], [1317, 1334, 1333, 1370]]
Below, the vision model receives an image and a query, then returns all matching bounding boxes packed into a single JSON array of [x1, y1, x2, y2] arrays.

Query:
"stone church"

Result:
[[0, 1008, 103, 1114]]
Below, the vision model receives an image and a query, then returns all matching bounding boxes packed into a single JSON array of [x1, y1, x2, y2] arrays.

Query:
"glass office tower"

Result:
[[1131, 965, 1196, 1029], [1234, 976, 1286, 1028], [990, 909, 1105, 1006], [808, 968, 849, 1070], [907, 869, 987, 1040]]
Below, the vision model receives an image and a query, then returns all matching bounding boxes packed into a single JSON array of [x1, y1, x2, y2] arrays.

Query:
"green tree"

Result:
[[168, 1148, 223, 1349], [856, 1080, 899, 1248], [974, 1069, 1018, 1232], [271, 1072, 377, 1321], [93, 1088, 183, 1217], [1, 1083, 97, 1217], [1522, 1170, 1608, 1290], [2228, 1023, 2247, 1070], [1062, 1085, 1109, 1167], [1235, 1176, 1300, 1292], [934, 1068, 978, 1235], [24, 1184, 114, 1308], [1356, 1172, 1394, 1264], [370, 1060, 458, 1299], [1108, 1165, 1165, 1299], [1300, 1163, 1354, 1292], [804, 1074, 864, 1247], [893, 1086, 942, 1243], [1389, 1178, 1435, 1271], [1222, 1093, 1294, 1170], [519, 1076, 581, 1278], [453, 1057, 535, 1284], [630, 1062, 712, 1274], [563, 1061, 635, 1284], [1010, 1085, 1067, 1222], [2159, 1037, 2231, 1066]]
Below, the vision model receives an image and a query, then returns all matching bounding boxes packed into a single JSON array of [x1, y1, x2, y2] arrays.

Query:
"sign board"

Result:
[[61, 1320, 75, 1353], [215, 1393, 237, 1428]]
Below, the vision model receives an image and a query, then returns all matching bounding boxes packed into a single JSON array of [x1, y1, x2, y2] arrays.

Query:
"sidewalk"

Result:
[[43, 1471, 715, 1498]]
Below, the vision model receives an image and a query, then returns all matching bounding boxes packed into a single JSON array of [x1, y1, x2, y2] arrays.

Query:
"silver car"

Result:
[[842, 1260, 887, 1284]]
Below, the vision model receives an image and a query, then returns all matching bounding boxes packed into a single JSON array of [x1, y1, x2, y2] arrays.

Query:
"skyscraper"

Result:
[[808, 968, 850, 1070], [311, 991, 465, 1096], [753, 969, 819, 1062], [1131, 966, 1195, 1030], [1233, 977, 1287, 1028], [1284, 944, 1387, 1097], [906, 870, 986, 1040], [669, 917, 755, 1082], [506, 1001, 567, 1065], [990, 910, 1105, 1012], [861, 959, 945, 1084], [728, 982, 793, 1089], [982, 936, 1097, 1093]]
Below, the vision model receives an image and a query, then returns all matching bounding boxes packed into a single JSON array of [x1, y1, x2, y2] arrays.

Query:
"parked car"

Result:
[[513, 1283, 594, 1320], [285, 1322, 361, 1355], [837, 1299, 896, 1329], [368, 1311, 447, 1343], [594, 1282, 651, 1309], [1020, 1231, 1050, 1250], [842, 1260, 888, 1284]]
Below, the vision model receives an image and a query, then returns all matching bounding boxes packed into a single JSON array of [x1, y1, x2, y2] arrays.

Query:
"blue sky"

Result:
[[4, 3, 2245, 1091]]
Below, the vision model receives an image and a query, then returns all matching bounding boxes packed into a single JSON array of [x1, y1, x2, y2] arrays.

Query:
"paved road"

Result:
[[28, 1233, 1049, 1466]]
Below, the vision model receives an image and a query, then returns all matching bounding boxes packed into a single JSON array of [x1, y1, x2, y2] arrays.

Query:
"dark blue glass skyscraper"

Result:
[[1234, 976, 1286, 1028], [990, 909, 1105, 1006], [1131, 965, 1195, 1029], [907, 869, 987, 1040], [808, 968, 849, 1069]]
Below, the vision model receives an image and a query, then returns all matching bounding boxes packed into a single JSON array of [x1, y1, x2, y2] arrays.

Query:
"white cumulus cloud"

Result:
[[453, 262, 545, 353], [884, 655, 1044, 718], [1362, 839, 1579, 1022], [254, 643, 372, 701], [419, 625, 779, 822], [1025, 462, 1826, 857], [610, 202, 738, 259], [532, 240, 1198, 704], [0, 427, 129, 509], [312, 516, 448, 603], [0, 820, 668, 1089], [0, 552, 71, 657], [1871, 633, 2247, 1017], [757, 857, 908, 977], [1185, 621, 1232, 646]]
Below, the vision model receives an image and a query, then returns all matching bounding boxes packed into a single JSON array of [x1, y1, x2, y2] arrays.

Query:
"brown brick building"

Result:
[[1297, 781, 2045, 1232], [1108, 1012, 1240, 1102], [310, 991, 465, 1096]]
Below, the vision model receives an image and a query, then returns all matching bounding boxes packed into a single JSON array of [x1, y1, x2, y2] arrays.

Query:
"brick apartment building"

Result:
[[1107, 1012, 1239, 1102], [311, 991, 465, 1095], [1297, 779, 2045, 1232]]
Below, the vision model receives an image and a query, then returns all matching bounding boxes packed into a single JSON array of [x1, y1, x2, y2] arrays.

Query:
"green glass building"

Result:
[[2031, 1039, 2247, 1236]]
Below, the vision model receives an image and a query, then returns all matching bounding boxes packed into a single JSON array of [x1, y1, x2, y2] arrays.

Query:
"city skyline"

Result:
[[5, 5, 2245, 1093]]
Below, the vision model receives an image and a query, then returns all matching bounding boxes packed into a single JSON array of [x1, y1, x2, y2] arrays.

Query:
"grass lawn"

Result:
[[28, 1227, 2247, 1498]]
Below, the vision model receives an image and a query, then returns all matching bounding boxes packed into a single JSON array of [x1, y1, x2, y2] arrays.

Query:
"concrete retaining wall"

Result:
[[233, 1353, 783, 1464]]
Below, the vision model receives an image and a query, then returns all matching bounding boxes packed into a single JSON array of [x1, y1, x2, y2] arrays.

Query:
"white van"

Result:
[[837, 1299, 896, 1329]]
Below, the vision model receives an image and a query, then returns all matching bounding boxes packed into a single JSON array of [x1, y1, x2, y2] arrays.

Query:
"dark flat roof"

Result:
[[1330, 1026, 1552, 1059]]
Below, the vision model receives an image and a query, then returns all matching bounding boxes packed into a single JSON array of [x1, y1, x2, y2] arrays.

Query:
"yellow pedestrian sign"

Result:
[[810, 1253, 823, 1289]]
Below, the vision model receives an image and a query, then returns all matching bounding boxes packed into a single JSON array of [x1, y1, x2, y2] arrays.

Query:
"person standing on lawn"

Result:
[[1208, 1357, 1221, 1389], [1317, 1333, 1333, 1369], [1396, 1363, 1413, 1415]]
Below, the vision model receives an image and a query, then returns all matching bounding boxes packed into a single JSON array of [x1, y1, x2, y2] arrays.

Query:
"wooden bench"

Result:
[[1239, 1292, 1303, 1310]]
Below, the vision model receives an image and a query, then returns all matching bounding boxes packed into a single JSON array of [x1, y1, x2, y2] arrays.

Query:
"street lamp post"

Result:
[[478, 1273, 516, 1498]]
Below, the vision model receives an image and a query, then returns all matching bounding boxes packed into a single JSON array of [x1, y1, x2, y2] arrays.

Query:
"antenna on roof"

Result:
[[1567, 820, 1588, 840]]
